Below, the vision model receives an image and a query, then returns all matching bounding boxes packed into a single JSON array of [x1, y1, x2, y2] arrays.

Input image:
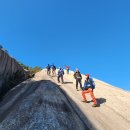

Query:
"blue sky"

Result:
[[0, 0, 130, 91]]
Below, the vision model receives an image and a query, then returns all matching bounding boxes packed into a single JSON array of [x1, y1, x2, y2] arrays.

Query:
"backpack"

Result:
[[84, 78, 95, 90], [58, 69, 64, 76], [89, 78, 95, 90]]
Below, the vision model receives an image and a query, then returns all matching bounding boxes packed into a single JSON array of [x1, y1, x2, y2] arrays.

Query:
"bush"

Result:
[[18, 62, 42, 77]]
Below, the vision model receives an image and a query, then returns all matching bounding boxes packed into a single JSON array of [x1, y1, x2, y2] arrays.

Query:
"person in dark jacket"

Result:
[[46, 64, 51, 75], [74, 69, 83, 90], [57, 67, 64, 83], [52, 65, 56, 76]]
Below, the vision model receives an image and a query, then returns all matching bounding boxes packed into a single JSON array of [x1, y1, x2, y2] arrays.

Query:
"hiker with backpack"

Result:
[[57, 67, 64, 83], [74, 69, 83, 91], [46, 64, 51, 75], [82, 74, 97, 107], [65, 66, 70, 74], [52, 65, 56, 76]]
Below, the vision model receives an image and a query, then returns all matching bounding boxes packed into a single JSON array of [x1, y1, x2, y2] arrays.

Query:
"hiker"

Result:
[[46, 64, 51, 75], [82, 74, 97, 107], [74, 69, 83, 90], [52, 65, 56, 76], [57, 67, 64, 83], [65, 66, 70, 74]]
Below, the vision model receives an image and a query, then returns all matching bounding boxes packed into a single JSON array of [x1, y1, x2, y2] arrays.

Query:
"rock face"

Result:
[[0, 73, 89, 130], [0, 70, 130, 130], [0, 49, 27, 99]]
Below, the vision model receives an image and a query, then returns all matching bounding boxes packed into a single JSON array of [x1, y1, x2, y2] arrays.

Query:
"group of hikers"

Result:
[[46, 64, 97, 107]]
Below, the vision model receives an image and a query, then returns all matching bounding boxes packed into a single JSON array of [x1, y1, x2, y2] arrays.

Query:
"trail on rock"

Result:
[[0, 69, 130, 130], [0, 72, 89, 130]]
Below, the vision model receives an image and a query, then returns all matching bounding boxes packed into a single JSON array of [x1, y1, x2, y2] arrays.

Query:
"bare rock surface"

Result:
[[0, 71, 88, 130], [0, 69, 130, 130]]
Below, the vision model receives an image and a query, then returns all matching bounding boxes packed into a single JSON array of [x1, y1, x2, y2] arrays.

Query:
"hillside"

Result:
[[0, 49, 28, 99], [0, 69, 130, 130]]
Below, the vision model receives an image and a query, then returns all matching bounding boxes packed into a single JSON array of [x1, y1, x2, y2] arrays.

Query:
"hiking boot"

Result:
[[81, 100, 88, 103], [92, 104, 97, 107]]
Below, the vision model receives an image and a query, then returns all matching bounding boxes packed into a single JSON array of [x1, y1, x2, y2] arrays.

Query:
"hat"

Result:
[[86, 74, 90, 77], [76, 68, 79, 71]]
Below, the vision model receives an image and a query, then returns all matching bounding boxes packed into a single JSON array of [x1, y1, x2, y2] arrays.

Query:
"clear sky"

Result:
[[0, 0, 130, 91]]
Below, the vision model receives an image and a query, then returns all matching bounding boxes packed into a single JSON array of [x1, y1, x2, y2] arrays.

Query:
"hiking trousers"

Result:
[[66, 69, 69, 74], [76, 79, 82, 90], [52, 70, 56, 76], [47, 70, 51, 75], [58, 75, 64, 83], [82, 88, 97, 105]]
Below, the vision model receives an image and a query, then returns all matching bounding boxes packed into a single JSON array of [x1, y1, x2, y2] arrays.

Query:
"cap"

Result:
[[86, 74, 90, 77], [76, 68, 79, 71]]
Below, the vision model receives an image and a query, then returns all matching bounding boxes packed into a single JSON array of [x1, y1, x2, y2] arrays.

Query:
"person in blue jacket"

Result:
[[57, 67, 64, 83], [82, 74, 97, 107]]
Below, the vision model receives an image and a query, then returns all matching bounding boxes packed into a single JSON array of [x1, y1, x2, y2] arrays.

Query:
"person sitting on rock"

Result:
[[82, 74, 97, 107]]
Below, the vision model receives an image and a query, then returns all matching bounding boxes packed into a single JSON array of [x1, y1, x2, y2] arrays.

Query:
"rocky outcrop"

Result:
[[0, 49, 27, 99], [0, 72, 89, 130], [0, 70, 130, 130]]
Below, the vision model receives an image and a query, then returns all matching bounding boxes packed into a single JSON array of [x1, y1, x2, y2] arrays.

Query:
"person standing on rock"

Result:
[[65, 66, 70, 74], [74, 69, 83, 91], [57, 67, 64, 83], [46, 64, 51, 75], [52, 64, 56, 76], [82, 74, 97, 107]]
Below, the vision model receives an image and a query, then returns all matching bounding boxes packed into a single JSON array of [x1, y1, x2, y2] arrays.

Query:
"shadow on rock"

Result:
[[96, 98, 106, 107], [63, 82, 73, 84], [0, 79, 93, 130], [88, 98, 106, 107]]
